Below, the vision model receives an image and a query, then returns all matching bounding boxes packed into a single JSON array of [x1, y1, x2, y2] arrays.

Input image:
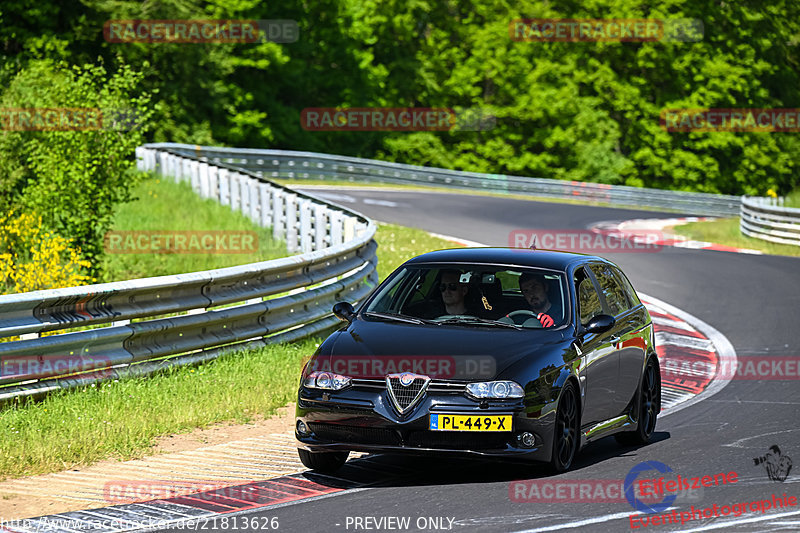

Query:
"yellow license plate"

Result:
[[429, 414, 512, 432]]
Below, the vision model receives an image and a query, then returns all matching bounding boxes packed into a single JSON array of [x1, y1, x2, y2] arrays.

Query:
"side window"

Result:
[[590, 264, 631, 316], [575, 270, 602, 326], [404, 269, 435, 306], [612, 267, 641, 307]]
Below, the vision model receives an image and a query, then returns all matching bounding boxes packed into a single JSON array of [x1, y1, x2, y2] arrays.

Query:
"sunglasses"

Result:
[[439, 282, 461, 292]]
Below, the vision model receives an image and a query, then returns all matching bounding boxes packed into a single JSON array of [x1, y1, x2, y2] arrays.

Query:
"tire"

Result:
[[298, 448, 349, 474], [549, 380, 580, 473], [615, 356, 660, 446]]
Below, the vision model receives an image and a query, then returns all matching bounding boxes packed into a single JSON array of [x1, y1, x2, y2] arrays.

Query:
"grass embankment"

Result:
[[98, 176, 287, 282], [671, 217, 800, 258], [0, 177, 457, 480]]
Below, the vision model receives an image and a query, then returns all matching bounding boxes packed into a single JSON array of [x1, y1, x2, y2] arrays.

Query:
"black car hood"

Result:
[[314, 317, 574, 380]]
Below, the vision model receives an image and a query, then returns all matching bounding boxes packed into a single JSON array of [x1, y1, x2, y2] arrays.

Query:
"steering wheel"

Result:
[[503, 310, 543, 326]]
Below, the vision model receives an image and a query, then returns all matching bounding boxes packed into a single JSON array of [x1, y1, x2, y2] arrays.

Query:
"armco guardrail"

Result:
[[159, 143, 742, 216], [0, 145, 378, 402], [740, 196, 800, 246]]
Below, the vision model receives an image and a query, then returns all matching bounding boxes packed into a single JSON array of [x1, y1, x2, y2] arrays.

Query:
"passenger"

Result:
[[519, 273, 559, 327]]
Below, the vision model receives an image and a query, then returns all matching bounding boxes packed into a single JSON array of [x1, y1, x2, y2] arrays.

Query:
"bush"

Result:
[[0, 59, 155, 275]]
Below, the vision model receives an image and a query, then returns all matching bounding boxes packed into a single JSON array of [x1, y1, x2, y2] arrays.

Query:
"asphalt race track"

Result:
[[248, 189, 800, 533], [20, 189, 799, 533]]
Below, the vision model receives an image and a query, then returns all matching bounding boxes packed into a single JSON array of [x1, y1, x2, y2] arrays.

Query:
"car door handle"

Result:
[[609, 335, 621, 345]]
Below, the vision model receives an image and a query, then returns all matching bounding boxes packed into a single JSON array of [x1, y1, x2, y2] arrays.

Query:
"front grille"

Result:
[[406, 431, 510, 450], [386, 374, 430, 413], [307, 423, 511, 450], [352, 378, 465, 394], [308, 423, 401, 445]]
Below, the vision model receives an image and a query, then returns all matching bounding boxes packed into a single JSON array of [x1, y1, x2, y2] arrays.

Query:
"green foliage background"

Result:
[[1, 0, 799, 210]]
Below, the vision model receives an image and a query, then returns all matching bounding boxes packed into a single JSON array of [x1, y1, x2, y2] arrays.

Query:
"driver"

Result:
[[518, 273, 558, 328], [438, 269, 472, 316]]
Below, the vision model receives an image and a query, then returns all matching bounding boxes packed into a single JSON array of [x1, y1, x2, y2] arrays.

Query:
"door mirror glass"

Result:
[[332, 302, 355, 322]]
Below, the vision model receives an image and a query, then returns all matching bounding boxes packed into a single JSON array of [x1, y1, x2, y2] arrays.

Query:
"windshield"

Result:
[[364, 265, 569, 329]]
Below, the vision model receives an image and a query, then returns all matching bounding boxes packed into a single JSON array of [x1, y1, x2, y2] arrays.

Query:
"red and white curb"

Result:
[[639, 293, 737, 417], [591, 218, 763, 255]]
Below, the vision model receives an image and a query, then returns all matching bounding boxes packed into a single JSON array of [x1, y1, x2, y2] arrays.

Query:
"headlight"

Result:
[[303, 371, 351, 390], [466, 380, 524, 399]]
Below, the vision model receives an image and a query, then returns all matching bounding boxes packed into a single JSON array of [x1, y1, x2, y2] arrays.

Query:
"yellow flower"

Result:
[[0, 210, 94, 295]]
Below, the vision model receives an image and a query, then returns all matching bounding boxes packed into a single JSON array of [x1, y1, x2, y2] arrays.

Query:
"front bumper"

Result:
[[296, 380, 556, 462]]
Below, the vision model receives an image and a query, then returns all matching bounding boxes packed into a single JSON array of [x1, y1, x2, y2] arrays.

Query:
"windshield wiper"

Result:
[[434, 316, 522, 329], [363, 311, 431, 325]]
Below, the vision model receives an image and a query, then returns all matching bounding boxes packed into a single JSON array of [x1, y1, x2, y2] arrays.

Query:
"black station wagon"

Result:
[[296, 248, 660, 473]]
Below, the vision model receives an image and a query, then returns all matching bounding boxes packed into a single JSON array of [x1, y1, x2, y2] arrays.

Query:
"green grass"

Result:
[[0, 220, 456, 480], [671, 217, 800, 257], [98, 176, 287, 282], [0, 340, 316, 480], [373, 221, 459, 279]]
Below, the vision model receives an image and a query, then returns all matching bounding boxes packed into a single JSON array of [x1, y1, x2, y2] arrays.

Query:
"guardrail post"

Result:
[[135, 147, 145, 171], [208, 166, 219, 199], [344, 218, 355, 241], [286, 193, 298, 252], [192, 162, 204, 193], [186, 160, 196, 187], [168, 154, 177, 178], [230, 173, 241, 212], [249, 180, 259, 222], [272, 189, 285, 241], [740, 195, 746, 236], [219, 169, 230, 205], [299, 200, 312, 253], [177, 157, 187, 182], [314, 205, 327, 251], [330, 211, 343, 246], [239, 174, 250, 216], [259, 183, 271, 227], [199, 162, 210, 198]]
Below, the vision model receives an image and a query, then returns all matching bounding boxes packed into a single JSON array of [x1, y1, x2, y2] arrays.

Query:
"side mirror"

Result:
[[584, 314, 615, 334], [332, 302, 356, 322]]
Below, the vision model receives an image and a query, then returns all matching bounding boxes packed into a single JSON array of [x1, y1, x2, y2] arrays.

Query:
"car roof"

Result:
[[402, 247, 605, 271]]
